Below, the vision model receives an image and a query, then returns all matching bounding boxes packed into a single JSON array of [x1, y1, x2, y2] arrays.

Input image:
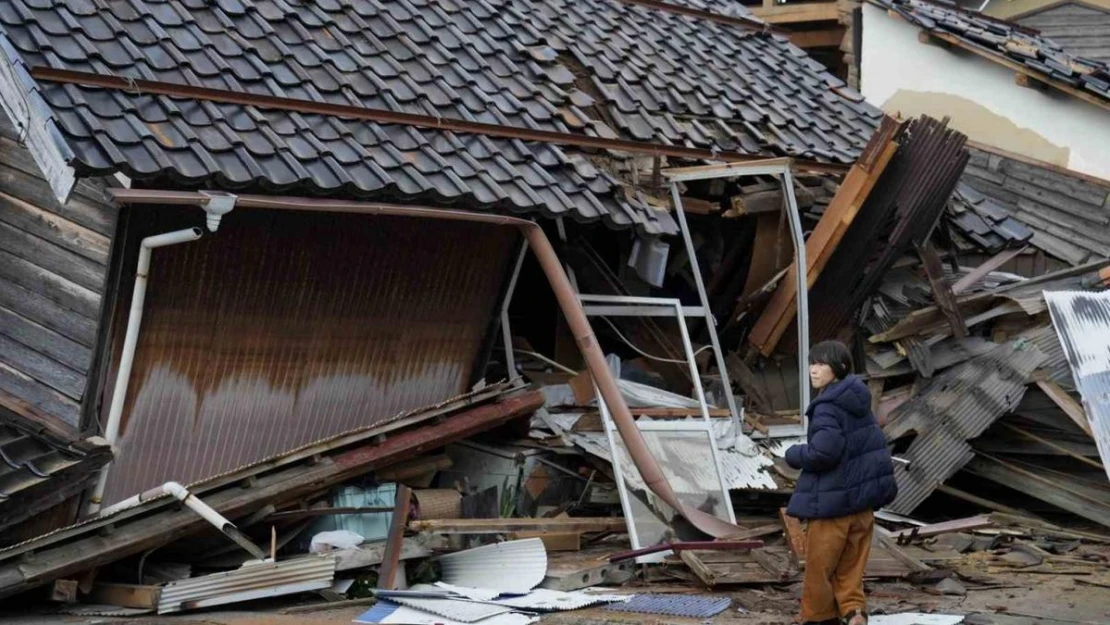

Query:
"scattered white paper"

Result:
[[870, 614, 965, 625]]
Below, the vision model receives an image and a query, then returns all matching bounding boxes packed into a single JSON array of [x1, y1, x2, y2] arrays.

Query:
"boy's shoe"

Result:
[[843, 610, 868, 625]]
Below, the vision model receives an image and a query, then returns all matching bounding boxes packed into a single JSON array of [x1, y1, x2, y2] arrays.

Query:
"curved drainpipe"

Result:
[[99, 481, 267, 560], [104, 190, 741, 539], [86, 194, 237, 517]]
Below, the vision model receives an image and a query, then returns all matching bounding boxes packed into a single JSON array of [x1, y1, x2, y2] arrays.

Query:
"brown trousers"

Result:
[[799, 509, 873, 623]]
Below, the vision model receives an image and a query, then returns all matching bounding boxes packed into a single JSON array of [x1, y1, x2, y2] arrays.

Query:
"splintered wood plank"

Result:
[[917, 240, 968, 338], [1035, 379, 1092, 438], [749, 118, 901, 355], [378, 484, 412, 590]]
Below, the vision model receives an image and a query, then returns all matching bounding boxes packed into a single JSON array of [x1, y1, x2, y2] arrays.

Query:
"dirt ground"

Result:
[[1, 572, 1107, 625]]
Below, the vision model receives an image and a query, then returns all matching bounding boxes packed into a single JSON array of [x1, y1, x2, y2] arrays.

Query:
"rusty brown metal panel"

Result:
[[102, 209, 515, 505]]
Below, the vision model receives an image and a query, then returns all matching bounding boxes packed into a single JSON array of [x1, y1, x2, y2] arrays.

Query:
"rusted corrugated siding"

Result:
[[102, 208, 515, 504]]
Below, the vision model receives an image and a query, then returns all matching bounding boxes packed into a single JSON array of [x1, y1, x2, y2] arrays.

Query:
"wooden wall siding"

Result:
[[0, 117, 117, 433], [1016, 3, 1110, 64], [101, 208, 515, 505], [961, 147, 1110, 266]]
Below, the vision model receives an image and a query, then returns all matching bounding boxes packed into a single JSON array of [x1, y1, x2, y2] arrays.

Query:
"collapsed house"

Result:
[[0, 0, 1106, 622]]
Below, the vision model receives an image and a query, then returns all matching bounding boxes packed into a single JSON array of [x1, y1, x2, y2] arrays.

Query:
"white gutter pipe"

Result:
[[86, 194, 237, 517], [99, 481, 267, 560]]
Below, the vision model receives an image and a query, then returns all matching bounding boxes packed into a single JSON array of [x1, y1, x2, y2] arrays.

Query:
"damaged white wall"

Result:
[[860, 3, 1110, 180]]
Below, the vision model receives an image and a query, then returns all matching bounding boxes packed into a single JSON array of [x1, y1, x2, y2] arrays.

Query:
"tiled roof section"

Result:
[[658, 0, 758, 18], [0, 0, 881, 235], [1014, 3, 1110, 65], [0, 421, 110, 535], [947, 182, 1035, 251], [949, 146, 1110, 265], [874, 0, 1110, 105]]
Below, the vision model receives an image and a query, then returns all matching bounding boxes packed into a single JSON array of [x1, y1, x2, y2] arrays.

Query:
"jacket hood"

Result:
[[806, 374, 871, 418]]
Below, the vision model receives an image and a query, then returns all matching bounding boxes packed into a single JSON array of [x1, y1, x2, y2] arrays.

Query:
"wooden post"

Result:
[[377, 485, 413, 590], [917, 240, 967, 338]]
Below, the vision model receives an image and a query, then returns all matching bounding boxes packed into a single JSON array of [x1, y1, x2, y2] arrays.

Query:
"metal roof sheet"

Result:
[[158, 555, 337, 614], [884, 338, 1047, 513], [492, 588, 630, 611], [355, 600, 538, 625], [602, 593, 732, 618], [438, 538, 548, 595], [1044, 289, 1110, 482], [389, 587, 515, 623]]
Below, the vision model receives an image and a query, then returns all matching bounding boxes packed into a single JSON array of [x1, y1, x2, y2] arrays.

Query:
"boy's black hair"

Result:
[[809, 340, 853, 380]]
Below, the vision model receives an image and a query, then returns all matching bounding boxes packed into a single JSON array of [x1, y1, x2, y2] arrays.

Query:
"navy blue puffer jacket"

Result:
[[785, 375, 897, 520]]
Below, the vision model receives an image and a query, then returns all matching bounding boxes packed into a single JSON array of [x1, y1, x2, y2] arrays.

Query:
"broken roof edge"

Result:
[[0, 383, 517, 560], [0, 31, 77, 205], [869, 0, 1110, 112], [967, 140, 1110, 188]]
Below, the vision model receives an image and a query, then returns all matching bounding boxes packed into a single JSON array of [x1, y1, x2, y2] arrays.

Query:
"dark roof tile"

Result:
[[0, 0, 885, 235]]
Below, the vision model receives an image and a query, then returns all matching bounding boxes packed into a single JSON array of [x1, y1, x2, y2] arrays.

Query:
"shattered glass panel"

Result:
[[606, 425, 733, 557]]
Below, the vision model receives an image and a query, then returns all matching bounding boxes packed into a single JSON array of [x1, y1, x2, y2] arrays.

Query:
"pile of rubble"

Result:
[[1, 115, 1108, 625]]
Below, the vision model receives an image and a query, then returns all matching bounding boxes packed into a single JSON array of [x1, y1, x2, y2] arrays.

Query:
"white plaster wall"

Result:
[[860, 3, 1110, 180]]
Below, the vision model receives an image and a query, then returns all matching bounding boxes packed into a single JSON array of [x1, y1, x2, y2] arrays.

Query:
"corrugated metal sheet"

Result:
[[390, 587, 514, 622], [602, 594, 732, 617], [801, 116, 970, 348], [158, 555, 336, 613], [355, 601, 537, 625], [884, 338, 1046, 514], [1018, 323, 1074, 389], [1045, 290, 1110, 482], [103, 209, 515, 504], [438, 538, 547, 595]]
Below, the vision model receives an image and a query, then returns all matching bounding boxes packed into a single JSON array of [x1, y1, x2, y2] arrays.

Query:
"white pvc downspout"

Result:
[[99, 481, 267, 560], [86, 192, 236, 516]]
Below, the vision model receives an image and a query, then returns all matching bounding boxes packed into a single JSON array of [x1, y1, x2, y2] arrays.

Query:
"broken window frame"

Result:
[[664, 159, 811, 437], [582, 295, 736, 563]]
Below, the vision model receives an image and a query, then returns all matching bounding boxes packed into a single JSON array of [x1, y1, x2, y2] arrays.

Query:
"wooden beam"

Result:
[[786, 27, 846, 49], [676, 196, 719, 215], [87, 582, 161, 609], [890, 514, 993, 541], [749, 117, 902, 355], [408, 517, 628, 534], [967, 454, 1110, 529], [917, 240, 967, 338], [750, 2, 840, 24], [1001, 423, 1103, 470], [377, 484, 412, 590], [936, 484, 1033, 518], [334, 536, 444, 572], [1035, 379, 1092, 438]]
